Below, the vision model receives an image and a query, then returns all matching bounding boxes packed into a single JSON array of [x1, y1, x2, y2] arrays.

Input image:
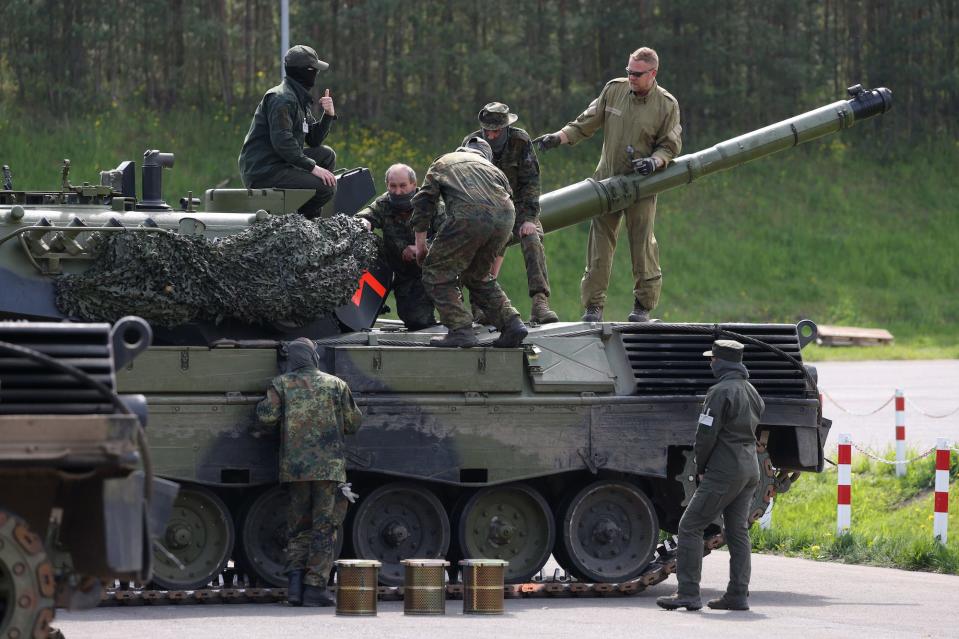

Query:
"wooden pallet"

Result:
[[816, 325, 894, 347]]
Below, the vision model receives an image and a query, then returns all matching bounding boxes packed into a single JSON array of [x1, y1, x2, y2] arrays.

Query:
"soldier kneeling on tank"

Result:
[[255, 338, 363, 607], [356, 163, 440, 330]]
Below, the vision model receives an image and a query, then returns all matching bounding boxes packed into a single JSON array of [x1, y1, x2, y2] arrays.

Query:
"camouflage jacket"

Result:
[[255, 366, 362, 482], [463, 128, 540, 225], [355, 193, 445, 270], [410, 151, 514, 233], [561, 79, 681, 180], [238, 77, 336, 187]]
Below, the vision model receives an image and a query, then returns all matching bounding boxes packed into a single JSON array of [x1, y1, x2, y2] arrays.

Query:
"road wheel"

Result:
[[0, 510, 55, 639]]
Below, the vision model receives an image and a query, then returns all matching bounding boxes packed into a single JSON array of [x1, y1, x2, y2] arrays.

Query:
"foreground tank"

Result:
[[0, 317, 177, 635], [0, 86, 890, 592]]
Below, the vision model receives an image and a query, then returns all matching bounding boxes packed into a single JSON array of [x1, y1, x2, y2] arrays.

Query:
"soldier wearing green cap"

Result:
[[657, 339, 765, 612], [238, 45, 338, 218], [533, 47, 681, 324], [463, 102, 558, 325]]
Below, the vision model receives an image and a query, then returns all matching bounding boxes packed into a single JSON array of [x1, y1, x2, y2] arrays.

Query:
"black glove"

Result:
[[632, 157, 657, 175], [532, 133, 561, 152]]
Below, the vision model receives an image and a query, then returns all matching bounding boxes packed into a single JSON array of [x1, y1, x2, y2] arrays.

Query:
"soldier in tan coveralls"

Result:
[[255, 338, 362, 607], [534, 47, 682, 322]]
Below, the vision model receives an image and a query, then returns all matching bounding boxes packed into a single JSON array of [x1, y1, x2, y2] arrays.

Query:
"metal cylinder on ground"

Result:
[[334, 559, 381, 616], [459, 559, 508, 615], [401, 559, 449, 615]]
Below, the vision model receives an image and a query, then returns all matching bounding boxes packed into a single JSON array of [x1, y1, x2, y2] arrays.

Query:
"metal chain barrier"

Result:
[[848, 440, 939, 465], [821, 389, 894, 416], [905, 398, 959, 419]]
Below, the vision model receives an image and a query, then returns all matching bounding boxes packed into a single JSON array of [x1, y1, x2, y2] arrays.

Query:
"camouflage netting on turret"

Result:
[[55, 214, 380, 327]]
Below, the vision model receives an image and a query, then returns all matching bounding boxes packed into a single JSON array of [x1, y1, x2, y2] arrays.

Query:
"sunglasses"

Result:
[[625, 67, 655, 79]]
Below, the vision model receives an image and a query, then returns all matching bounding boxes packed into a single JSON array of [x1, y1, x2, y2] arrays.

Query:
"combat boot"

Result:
[[656, 592, 702, 611], [581, 305, 603, 322], [530, 293, 559, 324], [429, 327, 479, 348], [286, 570, 304, 606], [491, 316, 529, 348], [302, 585, 335, 607], [707, 594, 749, 610], [627, 299, 650, 322]]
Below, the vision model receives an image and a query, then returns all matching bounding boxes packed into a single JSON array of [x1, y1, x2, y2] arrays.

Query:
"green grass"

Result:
[[754, 448, 959, 573], [2, 107, 957, 357]]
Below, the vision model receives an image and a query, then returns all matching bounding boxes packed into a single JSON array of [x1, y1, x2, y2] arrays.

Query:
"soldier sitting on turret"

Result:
[[238, 45, 338, 219], [356, 164, 441, 331]]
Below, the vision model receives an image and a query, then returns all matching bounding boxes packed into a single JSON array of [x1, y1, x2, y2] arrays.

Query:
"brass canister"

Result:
[[459, 559, 508, 615], [334, 559, 381, 616], [401, 559, 450, 615]]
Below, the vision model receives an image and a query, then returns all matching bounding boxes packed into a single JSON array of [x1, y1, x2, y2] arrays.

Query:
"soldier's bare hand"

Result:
[[358, 218, 372, 231], [518, 221, 538, 238], [320, 88, 335, 116], [311, 165, 336, 187], [402, 245, 416, 262]]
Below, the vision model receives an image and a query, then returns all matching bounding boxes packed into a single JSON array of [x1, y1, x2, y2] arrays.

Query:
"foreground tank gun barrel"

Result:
[[537, 85, 892, 234]]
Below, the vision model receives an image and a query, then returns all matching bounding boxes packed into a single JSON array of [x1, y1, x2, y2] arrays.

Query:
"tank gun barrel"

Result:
[[538, 85, 892, 234]]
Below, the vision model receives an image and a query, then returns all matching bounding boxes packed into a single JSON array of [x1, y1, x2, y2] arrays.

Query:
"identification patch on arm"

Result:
[[698, 408, 714, 427]]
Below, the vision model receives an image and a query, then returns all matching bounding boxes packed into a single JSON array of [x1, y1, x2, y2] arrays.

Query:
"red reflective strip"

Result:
[[838, 444, 851, 465], [896, 426, 905, 440], [837, 484, 851, 505], [937, 449, 952, 471], [350, 271, 387, 306], [935, 491, 949, 513], [895, 396, 905, 411]]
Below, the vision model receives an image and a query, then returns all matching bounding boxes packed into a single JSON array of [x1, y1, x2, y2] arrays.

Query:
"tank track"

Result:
[[101, 443, 792, 606]]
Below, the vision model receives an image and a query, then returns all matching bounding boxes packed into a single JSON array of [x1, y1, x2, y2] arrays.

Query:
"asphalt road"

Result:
[[813, 360, 959, 450], [54, 550, 957, 639]]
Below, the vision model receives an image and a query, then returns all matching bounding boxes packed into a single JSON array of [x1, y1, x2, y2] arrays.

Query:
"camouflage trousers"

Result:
[[422, 208, 520, 331], [498, 218, 550, 297], [392, 265, 436, 330], [675, 471, 758, 599], [285, 480, 348, 587], [250, 146, 336, 219], [580, 195, 662, 311]]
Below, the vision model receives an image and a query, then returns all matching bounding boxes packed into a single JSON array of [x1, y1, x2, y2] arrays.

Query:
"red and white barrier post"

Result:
[[934, 438, 950, 543], [895, 389, 906, 477], [837, 433, 852, 534]]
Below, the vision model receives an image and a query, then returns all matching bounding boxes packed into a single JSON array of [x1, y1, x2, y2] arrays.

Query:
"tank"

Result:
[[0, 317, 177, 635], [0, 86, 890, 591]]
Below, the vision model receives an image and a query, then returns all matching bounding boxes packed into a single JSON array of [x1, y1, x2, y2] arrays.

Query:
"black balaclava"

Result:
[[287, 337, 320, 371], [483, 129, 510, 155], [285, 65, 318, 90], [388, 188, 417, 211], [710, 358, 749, 379]]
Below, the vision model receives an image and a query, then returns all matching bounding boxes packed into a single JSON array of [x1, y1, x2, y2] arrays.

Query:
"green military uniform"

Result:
[[463, 125, 550, 299], [411, 149, 521, 333], [255, 339, 362, 590], [561, 79, 681, 312], [238, 46, 337, 219], [355, 193, 440, 329], [660, 340, 764, 611]]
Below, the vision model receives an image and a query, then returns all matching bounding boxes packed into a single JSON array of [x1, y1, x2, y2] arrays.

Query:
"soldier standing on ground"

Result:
[[533, 47, 681, 323], [356, 164, 439, 330], [238, 45, 338, 219], [255, 337, 362, 607], [657, 339, 764, 611], [411, 137, 528, 349], [463, 102, 559, 325]]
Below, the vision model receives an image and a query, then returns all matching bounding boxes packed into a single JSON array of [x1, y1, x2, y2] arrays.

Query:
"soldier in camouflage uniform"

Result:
[[657, 340, 764, 612], [255, 337, 362, 607], [356, 164, 438, 330], [463, 103, 558, 324], [534, 47, 682, 323], [411, 138, 528, 349], [238, 45, 338, 219]]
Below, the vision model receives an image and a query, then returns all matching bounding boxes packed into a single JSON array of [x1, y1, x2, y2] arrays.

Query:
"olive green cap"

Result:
[[703, 339, 745, 362], [478, 102, 519, 130], [284, 45, 329, 71]]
